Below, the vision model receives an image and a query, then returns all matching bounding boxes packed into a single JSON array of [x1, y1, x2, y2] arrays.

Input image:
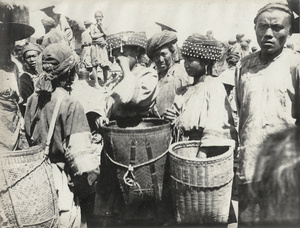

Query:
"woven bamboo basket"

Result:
[[0, 145, 59, 227], [102, 118, 171, 205], [169, 140, 234, 224]]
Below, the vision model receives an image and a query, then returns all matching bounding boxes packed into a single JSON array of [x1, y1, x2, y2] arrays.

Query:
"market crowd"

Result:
[[0, 1, 300, 227]]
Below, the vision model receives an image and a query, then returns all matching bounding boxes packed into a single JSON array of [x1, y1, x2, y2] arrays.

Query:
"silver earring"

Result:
[[205, 65, 208, 75]]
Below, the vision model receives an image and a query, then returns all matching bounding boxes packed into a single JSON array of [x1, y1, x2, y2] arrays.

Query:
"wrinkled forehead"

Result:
[[256, 9, 292, 25]]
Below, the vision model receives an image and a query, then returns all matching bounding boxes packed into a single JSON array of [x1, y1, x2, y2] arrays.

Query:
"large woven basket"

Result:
[[0, 145, 59, 227], [102, 118, 171, 205], [169, 140, 234, 224]]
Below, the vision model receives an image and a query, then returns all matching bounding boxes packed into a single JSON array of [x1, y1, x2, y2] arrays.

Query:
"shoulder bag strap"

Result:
[[44, 96, 65, 156]]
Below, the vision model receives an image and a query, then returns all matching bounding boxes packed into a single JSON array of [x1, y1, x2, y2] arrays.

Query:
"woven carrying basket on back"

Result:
[[102, 118, 171, 205], [0, 145, 59, 227], [169, 140, 234, 224]]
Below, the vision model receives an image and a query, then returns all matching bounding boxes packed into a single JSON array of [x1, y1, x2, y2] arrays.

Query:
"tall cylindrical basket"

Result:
[[102, 118, 171, 205], [169, 140, 234, 224]]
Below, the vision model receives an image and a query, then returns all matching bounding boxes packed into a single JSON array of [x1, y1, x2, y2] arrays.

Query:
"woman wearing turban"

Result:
[[164, 34, 237, 148], [97, 31, 158, 126], [24, 43, 100, 227], [147, 30, 191, 117]]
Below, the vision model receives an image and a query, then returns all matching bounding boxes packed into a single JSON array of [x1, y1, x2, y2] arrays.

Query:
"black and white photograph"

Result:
[[0, 0, 300, 227]]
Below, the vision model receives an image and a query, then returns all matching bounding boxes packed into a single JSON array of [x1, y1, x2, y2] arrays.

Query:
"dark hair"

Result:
[[251, 127, 300, 224]]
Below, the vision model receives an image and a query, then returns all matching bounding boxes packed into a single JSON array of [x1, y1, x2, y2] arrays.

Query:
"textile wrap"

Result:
[[35, 43, 76, 93]]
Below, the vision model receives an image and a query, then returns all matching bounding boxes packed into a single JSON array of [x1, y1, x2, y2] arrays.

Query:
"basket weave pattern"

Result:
[[0, 145, 58, 227], [103, 119, 171, 205], [169, 141, 233, 224]]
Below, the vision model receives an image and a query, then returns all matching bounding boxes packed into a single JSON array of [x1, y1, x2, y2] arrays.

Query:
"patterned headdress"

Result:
[[106, 31, 147, 57], [181, 33, 222, 61]]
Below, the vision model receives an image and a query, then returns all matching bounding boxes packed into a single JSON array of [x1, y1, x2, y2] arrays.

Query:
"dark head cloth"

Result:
[[35, 43, 77, 93], [181, 33, 222, 61], [147, 30, 177, 60], [22, 42, 42, 57], [254, 2, 294, 24]]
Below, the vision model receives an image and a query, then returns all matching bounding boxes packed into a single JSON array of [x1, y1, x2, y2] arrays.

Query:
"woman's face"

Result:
[[183, 55, 205, 77], [112, 46, 138, 69], [153, 46, 173, 73]]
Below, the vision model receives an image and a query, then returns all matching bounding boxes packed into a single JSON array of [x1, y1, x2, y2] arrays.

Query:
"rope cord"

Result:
[[105, 149, 168, 170], [105, 149, 168, 189], [0, 158, 48, 194]]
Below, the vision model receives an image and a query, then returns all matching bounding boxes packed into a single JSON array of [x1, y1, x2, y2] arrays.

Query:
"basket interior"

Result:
[[106, 118, 166, 129], [174, 145, 230, 159]]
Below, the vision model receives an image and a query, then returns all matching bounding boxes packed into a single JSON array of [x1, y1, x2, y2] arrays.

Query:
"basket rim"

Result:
[[102, 117, 170, 133], [0, 145, 44, 158], [168, 140, 233, 162]]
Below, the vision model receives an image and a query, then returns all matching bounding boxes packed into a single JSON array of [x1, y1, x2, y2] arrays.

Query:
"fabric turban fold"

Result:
[[35, 43, 77, 93], [181, 33, 222, 61], [147, 30, 178, 60], [254, 2, 294, 24], [21, 42, 42, 57]]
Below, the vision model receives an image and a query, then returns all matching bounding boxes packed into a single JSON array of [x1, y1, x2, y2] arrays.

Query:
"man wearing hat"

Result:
[[235, 2, 300, 223], [19, 42, 42, 116], [80, 20, 93, 71], [147, 30, 190, 117], [0, 3, 35, 151], [40, 5, 74, 50], [155, 22, 182, 63]]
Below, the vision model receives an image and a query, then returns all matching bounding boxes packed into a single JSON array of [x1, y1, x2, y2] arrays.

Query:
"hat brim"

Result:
[[0, 23, 35, 41], [40, 5, 55, 11], [155, 22, 177, 32]]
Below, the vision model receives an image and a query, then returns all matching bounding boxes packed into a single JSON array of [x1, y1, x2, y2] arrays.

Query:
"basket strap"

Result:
[[123, 140, 139, 188], [105, 149, 168, 170], [129, 139, 136, 166], [145, 139, 160, 202], [44, 96, 65, 156]]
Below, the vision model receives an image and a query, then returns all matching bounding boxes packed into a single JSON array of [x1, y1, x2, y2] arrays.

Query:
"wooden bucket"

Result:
[[102, 118, 171, 205], [0, 145, 59, 227], [169, 140, 234, 224]]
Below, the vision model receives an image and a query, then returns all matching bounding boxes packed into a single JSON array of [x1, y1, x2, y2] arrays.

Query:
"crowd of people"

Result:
[[1, 1, 300, 227]]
